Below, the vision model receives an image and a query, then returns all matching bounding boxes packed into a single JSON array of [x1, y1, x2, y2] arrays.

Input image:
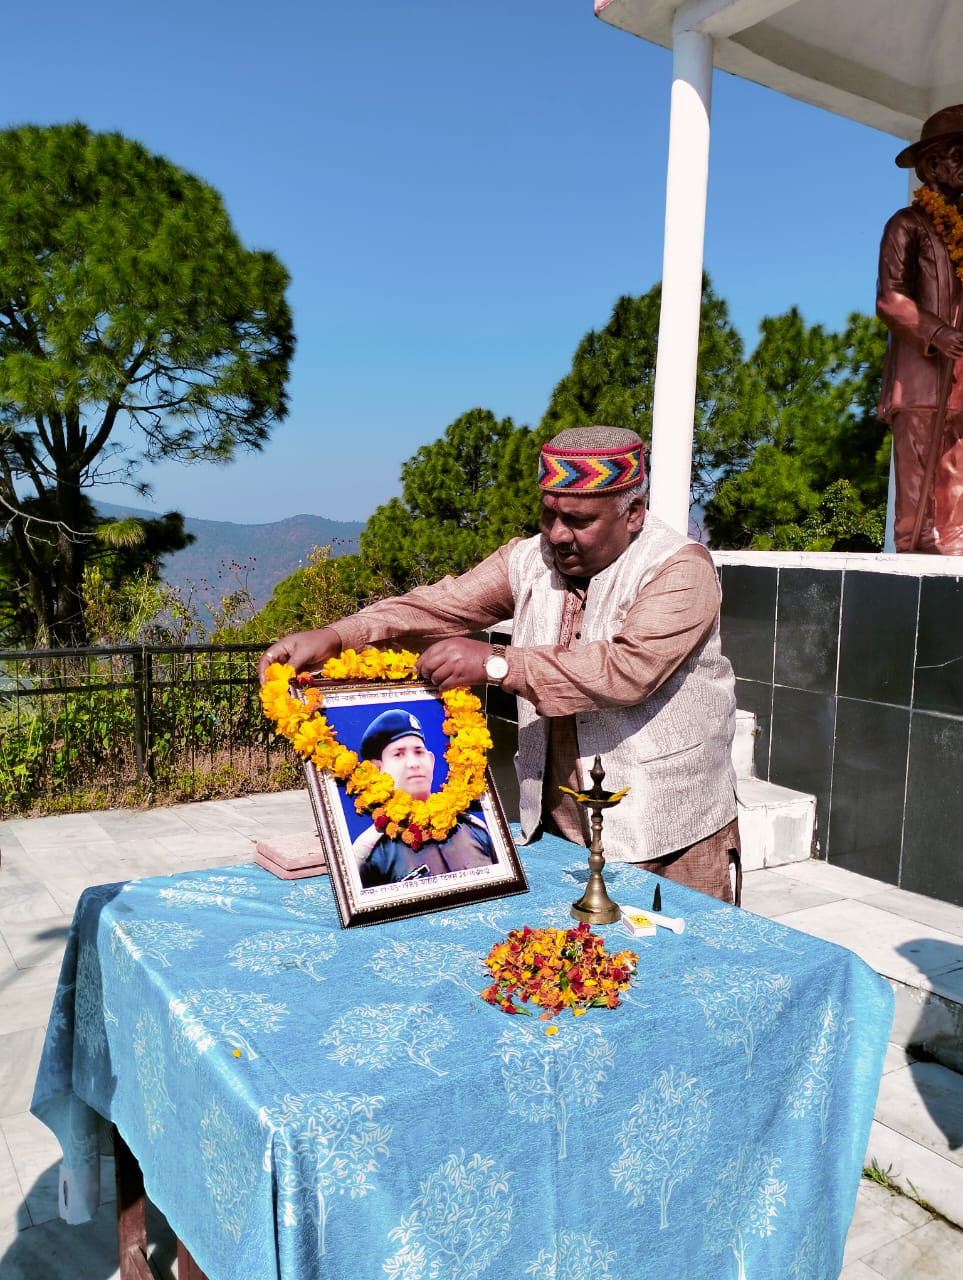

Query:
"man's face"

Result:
[[376, 734, 435, 801], [919, 142, 963, 197], [540, 493, 645, 579]]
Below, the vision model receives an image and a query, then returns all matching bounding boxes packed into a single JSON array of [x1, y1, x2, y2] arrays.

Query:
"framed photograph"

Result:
[[301, 679, 528, 928]]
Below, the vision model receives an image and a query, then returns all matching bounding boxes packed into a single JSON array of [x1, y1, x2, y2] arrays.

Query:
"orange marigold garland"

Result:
[[259, 648, 492, 851], [481, 923, 637, 1018], [914, 184, 963, 285]]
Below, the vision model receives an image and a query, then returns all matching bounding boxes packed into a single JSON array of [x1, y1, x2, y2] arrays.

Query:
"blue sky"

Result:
[[7, 0, 910, 525]]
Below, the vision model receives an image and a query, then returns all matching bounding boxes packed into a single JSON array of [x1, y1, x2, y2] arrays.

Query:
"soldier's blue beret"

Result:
[[360, 709, 427, 761]]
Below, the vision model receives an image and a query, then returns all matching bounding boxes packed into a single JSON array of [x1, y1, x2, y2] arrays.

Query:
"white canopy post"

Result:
[[648, 15, 714, 534]]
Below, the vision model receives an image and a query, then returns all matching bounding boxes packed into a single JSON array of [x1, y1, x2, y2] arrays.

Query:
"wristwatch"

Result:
[[484, 643, 509, 685]]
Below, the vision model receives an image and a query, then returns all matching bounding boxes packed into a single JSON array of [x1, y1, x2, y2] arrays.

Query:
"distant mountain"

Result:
[[96, 503, 365, 609], [94, 499, 708, 614]]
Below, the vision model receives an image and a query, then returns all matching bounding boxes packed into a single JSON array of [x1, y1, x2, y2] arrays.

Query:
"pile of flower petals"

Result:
[[481, 922, 637, 1018]]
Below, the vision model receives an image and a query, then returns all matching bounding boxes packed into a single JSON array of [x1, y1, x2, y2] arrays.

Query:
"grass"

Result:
[[863, 1158, 941, 1218], [0, 751, 302, 819]]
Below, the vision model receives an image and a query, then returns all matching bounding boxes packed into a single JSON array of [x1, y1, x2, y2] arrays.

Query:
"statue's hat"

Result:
[[895, 105, 963, 168]]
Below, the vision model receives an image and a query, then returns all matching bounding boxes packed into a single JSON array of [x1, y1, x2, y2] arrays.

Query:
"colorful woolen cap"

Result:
[[538, 425, 645, 495]]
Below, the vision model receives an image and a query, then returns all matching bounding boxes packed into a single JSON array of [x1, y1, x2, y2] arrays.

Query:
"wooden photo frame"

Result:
[[301, 679, 528, 928]]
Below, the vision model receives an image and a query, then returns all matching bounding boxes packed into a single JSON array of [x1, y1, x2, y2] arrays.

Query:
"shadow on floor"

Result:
[[1, 1164, 177, 1280], [896, 937, 963, 1151]]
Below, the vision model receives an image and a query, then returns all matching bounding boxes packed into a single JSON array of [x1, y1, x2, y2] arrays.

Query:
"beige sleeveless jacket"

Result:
[[508, 514, 737, 862]]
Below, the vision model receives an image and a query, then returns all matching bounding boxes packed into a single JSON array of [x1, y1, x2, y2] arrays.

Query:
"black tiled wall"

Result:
[[773, 568, 841, 695], [719, 562, 963, 907], [829, 698, 910, 885], [903, 712, 963, 901], [714, 564, 776, 683], [838, 571, 918, 705], [915, 577, 963, 715], [769, 686, 836, 845]]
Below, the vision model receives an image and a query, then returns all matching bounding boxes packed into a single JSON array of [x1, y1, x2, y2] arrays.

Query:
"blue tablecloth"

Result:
[[32, 833, 893, 1280]]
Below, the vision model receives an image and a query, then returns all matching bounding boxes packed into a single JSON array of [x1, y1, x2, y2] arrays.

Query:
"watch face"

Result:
[[486, 655, 509, 680]]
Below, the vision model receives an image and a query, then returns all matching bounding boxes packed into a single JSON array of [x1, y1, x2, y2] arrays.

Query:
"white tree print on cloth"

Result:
[[383, 1150, 513, 1280], [159, 874, 259, 912], [494, 1022, 615, 1160], [687, 912, 804, 957], [56, 1094, 102, 1170], [788, 1200, 833, 1280], [169, 987, 287, 1061], [525, 1229, 621, 1279], [680, 965, 792, 1077], [87, 881, 125, 905], [75, 941, 108, 1058], [259, 1090, 391, 1256], [110, 919, 202, 981], [227, 928, 337, 983], [281, 882, 333, 919], [369, 938, 481, 996], [603, 864, 659, 894], [786, 995, 854, 1143], [44, 979, 72, 1055], [536, 904, 584, 929], [322, 1003, 454, 1076], [425, 903, 510, 933], [560, 866, 593, 885], [133, 1009, 175, 1137], [199, 1097, 257, 1243], [609, 1064, 712, 1228], [703, 1144, 787, 1280]]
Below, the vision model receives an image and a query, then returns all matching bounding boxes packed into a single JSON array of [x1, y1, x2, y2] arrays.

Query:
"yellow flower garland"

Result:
[[914, 185, 963, 285], [259, 648, 492, 850]]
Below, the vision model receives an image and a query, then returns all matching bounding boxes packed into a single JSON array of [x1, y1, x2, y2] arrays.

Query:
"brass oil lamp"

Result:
[[562, 755, 627, 926]]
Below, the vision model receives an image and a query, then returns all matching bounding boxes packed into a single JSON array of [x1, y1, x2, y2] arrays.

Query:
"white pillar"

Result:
[[648, 22, 714, 535]]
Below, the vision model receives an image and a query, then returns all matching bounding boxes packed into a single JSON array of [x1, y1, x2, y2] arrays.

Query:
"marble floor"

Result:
[[2, 791, 962, 1279]]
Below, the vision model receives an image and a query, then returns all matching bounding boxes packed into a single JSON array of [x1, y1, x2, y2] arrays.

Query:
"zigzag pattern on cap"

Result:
[[538, 426, 644, 494], [538, 449, 641, 491]]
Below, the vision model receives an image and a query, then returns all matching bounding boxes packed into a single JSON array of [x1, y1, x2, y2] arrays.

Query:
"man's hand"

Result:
[[416, 639, 492, 690], [258, 627, 342, 683], [932, 324, 963, 358]]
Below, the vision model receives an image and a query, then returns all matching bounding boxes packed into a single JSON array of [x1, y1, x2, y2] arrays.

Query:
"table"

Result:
[[31, 834, 893, 1280]]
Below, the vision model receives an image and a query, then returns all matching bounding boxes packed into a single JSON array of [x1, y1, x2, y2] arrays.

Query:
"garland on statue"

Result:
[[260, 648, 491, 851], [914, 185, 963, 285]]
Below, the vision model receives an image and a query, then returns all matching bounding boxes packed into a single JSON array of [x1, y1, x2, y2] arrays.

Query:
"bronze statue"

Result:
[[878, 105, 963, 554]]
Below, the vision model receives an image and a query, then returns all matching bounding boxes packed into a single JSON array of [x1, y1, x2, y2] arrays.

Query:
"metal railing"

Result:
[[0, 644, 298, 816]]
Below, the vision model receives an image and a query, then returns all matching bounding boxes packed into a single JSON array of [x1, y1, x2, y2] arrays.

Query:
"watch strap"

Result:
[[485, 643, 509, 684]]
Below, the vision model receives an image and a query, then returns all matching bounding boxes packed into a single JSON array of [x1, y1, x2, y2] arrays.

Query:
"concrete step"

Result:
[[867, 1048, 963, 1227], [734, 708, 816, 872], [737, 775, 816, 872], [766, 872, 963, 1076], [749, 860, 963, 1229]]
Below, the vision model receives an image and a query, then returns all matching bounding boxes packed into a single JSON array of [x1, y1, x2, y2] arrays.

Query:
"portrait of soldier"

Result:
[[349, 708, 495, 887]]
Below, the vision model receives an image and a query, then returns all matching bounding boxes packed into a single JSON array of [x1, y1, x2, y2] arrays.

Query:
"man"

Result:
[[348, 708, 495, 886], [260, 426, 741, 903], [878, 104, 963, 554]]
